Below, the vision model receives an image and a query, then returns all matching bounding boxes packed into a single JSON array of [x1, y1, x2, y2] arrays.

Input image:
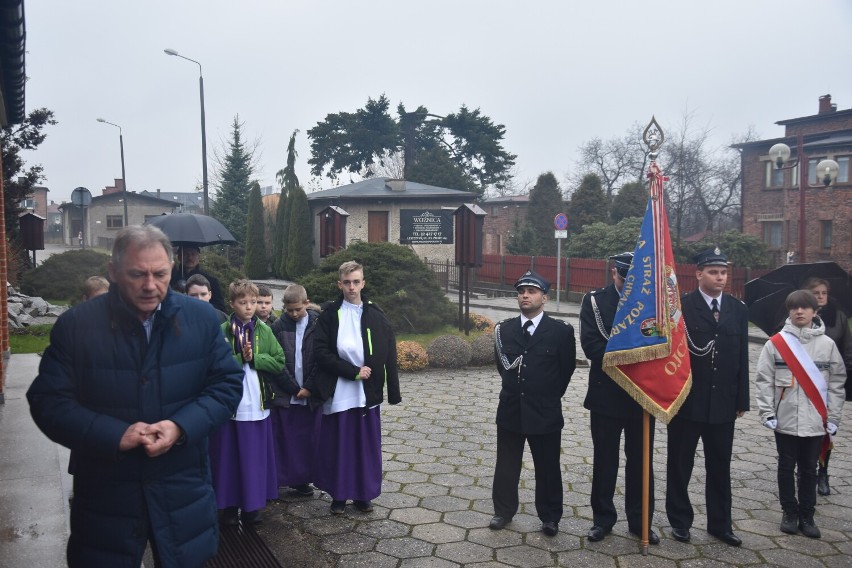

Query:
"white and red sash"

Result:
[[770, 331, 832, 458]]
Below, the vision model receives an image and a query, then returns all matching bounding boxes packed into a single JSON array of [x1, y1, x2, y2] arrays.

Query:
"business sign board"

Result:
[[399, 209, 454, 244]]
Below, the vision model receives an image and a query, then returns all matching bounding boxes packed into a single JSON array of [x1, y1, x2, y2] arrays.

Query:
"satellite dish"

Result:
[[70, 187, 92, 207]]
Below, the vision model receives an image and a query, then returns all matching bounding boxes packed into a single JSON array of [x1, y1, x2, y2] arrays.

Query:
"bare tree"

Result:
[[572, 122, 648, 201]]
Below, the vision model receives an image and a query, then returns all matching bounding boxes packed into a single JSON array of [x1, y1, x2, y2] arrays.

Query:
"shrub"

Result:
[[469, 333, 495, 366], [397, 340, 428, 372], [427, 335, 472, 368], [197, 249, 246, 289], [466, 313, 495, 332], [20, 249, 110, 304], [300, 242, 456, 333]]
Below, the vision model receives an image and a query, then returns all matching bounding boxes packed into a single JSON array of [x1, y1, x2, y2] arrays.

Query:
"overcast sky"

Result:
[[23, 0, 852, 205]]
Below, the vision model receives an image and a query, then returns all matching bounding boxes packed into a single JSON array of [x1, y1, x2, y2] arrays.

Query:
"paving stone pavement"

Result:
[[262, 332, 852, 568]]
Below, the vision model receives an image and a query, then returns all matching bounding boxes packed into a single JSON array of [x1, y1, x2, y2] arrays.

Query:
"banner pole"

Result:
[[641, 409, 650, 555]]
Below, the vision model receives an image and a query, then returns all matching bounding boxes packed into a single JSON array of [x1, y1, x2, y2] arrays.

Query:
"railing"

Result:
[[424, 255, 773, 300]]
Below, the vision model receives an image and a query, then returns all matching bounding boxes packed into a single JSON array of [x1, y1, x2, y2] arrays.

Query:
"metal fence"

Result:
[[424, 255, 772, 300]]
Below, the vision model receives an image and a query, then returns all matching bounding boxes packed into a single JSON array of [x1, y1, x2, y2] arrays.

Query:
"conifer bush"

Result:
[[469, 333, 495, 366], [427, 335, 472, 368], [397, 341, 429, 371]]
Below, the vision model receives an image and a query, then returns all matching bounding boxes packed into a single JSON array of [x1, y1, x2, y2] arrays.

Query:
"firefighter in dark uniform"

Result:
[[489, 270, 576, 537], [666, 248, 749, 546], [580, 252, 659, 544]]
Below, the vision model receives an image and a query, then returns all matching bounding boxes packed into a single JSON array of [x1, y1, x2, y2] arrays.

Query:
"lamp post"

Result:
[[96, 118, 129, 226], [768, 135, 839, 263], [164, 48, 209, 215]]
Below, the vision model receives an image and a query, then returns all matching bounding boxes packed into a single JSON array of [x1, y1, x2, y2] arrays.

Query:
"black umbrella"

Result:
[[145, 213, 237, 247], [745, 261, 852, 335]]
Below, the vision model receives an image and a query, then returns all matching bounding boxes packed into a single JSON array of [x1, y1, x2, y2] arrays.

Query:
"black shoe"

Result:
[[709, 530, 742, 547], [798, 515, 821, 539], [817, 469, 830, 496], [587, 525, 612, 542], [221, 507, 239, 526], [780, 511, 798, 534], [671, 527, 691, 543], [330, 500, 346, 515], [542, 521, 559, 537], [241, 510, 263, 525], [290, 483, 316, 497], [489, 515, 510, 530], [353, 500, 374, 513], [629, 529, 660, 545]]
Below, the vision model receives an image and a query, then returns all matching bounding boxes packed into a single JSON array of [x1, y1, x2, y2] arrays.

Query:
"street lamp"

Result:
[[768, 135, 839, 263], [164, 48, 209, 215], [96, 118, 129, 226]]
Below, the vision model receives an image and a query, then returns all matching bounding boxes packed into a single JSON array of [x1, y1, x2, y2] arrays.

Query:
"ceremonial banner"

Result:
[[602, 161, 692, 423]]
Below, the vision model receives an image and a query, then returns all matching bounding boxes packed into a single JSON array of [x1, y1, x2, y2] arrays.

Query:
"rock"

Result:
[[28, 297, 49, 316]]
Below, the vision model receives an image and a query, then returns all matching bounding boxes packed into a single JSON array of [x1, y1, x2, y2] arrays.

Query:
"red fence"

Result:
[[426, 255, 773, 300]]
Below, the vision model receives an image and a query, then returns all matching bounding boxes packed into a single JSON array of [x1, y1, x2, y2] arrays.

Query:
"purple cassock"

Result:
[[270, 405, 323, 487], [313, 406, 383, 501], [209, 417, 279, 512]]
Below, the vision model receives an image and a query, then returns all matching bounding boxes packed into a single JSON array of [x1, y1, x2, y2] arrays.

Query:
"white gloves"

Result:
[[826, 422, 838, 436], [763, 417, 778, 430]]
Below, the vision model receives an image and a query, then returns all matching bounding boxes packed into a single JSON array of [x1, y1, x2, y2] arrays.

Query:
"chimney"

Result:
[[818, 94, 835, 114], [387, 179, 406, 192]]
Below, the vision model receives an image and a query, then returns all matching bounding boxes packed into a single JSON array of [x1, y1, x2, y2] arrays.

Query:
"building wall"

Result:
[[741, 136, 852, 269], [482, 202, 527, 255], [309, 198, 470, 265]]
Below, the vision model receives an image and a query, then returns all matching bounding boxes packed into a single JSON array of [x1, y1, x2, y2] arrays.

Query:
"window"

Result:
[[820, 221, 832, 249], [106, 215, 124, 229], [765, 162, 784, 187], [762, 221, 783, 249], [807, 158, 822, 186], [837, 156, 849, 183]]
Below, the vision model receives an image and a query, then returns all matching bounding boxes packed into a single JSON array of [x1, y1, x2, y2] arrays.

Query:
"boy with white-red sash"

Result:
[[756, 289, 845, 539]]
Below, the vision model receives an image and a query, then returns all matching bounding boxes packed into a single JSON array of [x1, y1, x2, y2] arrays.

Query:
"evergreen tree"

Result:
[[277, 188, 295, 277], [506, 214, 536, 255], [566, 173, 608, 234], [243, 182, 267, 277], [274, 130, 299, 276], [525, 172, 564, 256], [610, 181, 648, 222], [285, 185, 314, 279], [211, 116, 254, 245]]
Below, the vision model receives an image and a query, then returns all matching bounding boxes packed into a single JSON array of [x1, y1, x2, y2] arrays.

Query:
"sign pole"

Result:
[[553, 213, 568, 312], [556, 238, 561, 311]]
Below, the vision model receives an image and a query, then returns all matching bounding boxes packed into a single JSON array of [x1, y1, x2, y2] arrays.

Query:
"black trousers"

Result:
[[492, 426, 563, 524], [775, 432, 822, 516], [665, 416, 735, 534], [590, 411, 654, 531]]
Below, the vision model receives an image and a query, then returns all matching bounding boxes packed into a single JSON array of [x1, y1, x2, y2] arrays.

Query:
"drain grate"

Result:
[[204, 523, 283, 568]]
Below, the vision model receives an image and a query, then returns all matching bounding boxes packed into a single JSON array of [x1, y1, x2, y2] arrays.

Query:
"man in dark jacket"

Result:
[[580, 252, 659, 545], [490, 270, 576, 537], [27, 225, 243, 568], [170, 244, 226, 313], [666, 248, 749, 547]]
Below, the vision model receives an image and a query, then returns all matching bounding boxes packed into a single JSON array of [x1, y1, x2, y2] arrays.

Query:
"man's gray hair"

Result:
[[112, 225, 174, 267]]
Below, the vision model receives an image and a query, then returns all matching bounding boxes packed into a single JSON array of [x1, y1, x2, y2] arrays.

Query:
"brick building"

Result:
[[480, 195, 529, 255], [736, 95, 852, 270]]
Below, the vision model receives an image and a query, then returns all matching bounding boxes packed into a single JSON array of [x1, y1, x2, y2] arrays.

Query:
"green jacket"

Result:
[[221, 317, 286, 408]]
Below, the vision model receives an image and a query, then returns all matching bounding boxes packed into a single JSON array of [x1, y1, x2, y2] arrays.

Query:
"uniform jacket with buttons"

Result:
[[580, 284, 645, 419], [494, 313, 576, 435], [679, 290, 750, 423], [756, 318, 845, 437]]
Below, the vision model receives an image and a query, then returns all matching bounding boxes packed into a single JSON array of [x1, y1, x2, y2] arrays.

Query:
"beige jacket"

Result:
[[755, 318, 845, 437]]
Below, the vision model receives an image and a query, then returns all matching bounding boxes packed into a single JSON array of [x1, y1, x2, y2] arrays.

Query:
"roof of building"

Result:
[[482, 194, 530, 204], [776, 107, 852, 127], [59, 192, 179, 211], [139, 190, 206, 208], [731, 129, 852, 150], [306, 178, 476, 201]]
